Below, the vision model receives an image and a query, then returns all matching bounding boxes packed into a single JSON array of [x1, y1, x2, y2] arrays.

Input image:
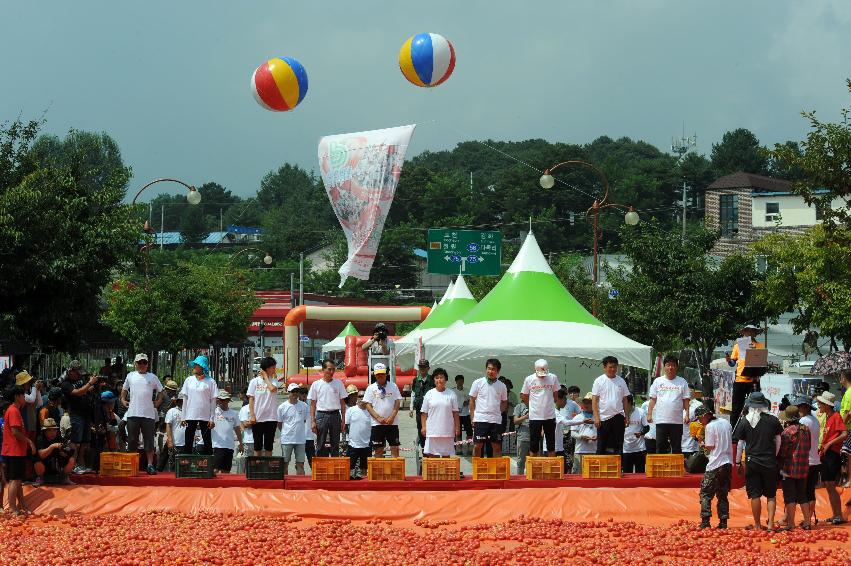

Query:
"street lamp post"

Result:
[[539, 160, 639, 315]]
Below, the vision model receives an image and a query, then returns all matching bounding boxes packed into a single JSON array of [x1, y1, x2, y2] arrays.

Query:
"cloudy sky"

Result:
[[2, 1, 850, 200]]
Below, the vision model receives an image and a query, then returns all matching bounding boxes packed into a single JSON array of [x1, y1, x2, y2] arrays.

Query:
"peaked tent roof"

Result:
[[321, 322, 361, 354], [425, 233, 651, 377], [396, 276, 477, 366]]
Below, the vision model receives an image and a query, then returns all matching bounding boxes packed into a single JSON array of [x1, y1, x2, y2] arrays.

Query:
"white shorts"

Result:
[[282, 443, 306, 463], [424, 437, 455, 457]]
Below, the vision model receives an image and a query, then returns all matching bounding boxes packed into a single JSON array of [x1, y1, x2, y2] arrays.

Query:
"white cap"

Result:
[[287, 383, 301, 392], [134, 353, 149, 363], [373, 362, 387, 374], [534, 359, 548, 377]]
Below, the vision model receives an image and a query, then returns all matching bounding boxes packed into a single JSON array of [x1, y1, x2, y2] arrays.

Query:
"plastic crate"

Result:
[[422, 458, 461, 481], [175, 454, 215, 479], [581, 455, 622, 479], [99, 452, 140, 477], [367, 458, 406, 481], [525, 456, 564, 480], [246, 456, 286, 480], [311, 457, 350, 481], [645, 454, 685, 477], [472, 456, 511, 480]]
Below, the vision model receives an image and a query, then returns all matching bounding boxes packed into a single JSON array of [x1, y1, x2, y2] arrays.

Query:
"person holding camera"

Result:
[[60, 360, 98, 475], [362, 323, 395, 383], [34, 418, 76, 486]]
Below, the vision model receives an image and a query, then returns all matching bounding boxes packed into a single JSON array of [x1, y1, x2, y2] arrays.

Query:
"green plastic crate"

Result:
[[175, 454, 215, 479], [246, 456, 286, 480]]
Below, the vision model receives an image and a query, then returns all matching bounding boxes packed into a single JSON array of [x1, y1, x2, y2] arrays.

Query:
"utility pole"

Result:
[[671, 127, 697, 239], [160, 204, 165, 251]]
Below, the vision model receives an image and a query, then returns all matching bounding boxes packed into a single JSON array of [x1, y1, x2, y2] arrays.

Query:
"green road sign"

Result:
[[427, 229, 502, 276]]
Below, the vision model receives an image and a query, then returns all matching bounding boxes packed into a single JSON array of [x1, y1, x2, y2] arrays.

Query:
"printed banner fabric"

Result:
[[318, 124, 416, 286]]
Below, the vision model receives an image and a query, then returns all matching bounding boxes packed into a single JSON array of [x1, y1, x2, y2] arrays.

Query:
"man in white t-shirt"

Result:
[[363, 363, 402, 458], [211, 390, 242, 473], [591, 356, 630, 455], [237, 389, 253, 473], [622, 395, 648, 473], [795, 396, 821, 527], [469, 358, 508, 458], [308, 360, 348, 457], [164, 398, 186, 471], [298, 387, 315, 468], [277, 383, 309, 475], [697, 405, 733, 529], [453, 375, 471, 454], [120, 353, 165, 475], [344, 388, 372, 480], [521, 359, 561, 457], [641, 398, 657, 454], [647, 354, 691, 454]]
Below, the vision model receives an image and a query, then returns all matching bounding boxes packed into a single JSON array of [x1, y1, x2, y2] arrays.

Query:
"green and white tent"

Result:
[[425, 232, 651, 381], [396, 276, 477, 368], [321, 322, 361, 355]]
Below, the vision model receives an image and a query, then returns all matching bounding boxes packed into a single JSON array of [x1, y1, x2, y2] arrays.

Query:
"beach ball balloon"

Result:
[[251, 57, 308, 112], [399, 33, 456, 87]]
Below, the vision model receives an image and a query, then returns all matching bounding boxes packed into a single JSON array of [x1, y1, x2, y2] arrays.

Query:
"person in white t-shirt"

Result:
[[521, 359, 561, 457], [120, 353, 165, 475], [647, 354, 691, 454], [591, 356, 630, 455], [570, 394, 598, 474], [179, 355, 218, 455], [697, 405, 733, 529], [622, 395, 649, 473], [682, 392, 704, 460], [363, 363, 402, 458], [237, 390, 253, 473], [246, 357, 280, 457], [299, 387, 315, 467], [277, 383, 309, 475], [641, 398, 657, 454], [469, 359, 508, 458], [420, 368, 460, 458], [308, 360, 348, 457], [453, 375, 472, 454], [211, 390, 242, 473], [164, 398, 186, 471], [344, 387, 372, 479], [795, 396, 821, 527]]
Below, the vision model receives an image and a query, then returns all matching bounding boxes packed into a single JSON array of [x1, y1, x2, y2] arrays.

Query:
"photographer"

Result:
[[59, 361, 98, 475], [362, 322, 394, 355], [34, 418, 75, 486]]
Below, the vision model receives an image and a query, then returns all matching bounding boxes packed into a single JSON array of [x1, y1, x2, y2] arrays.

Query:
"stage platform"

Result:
[[71, 471, 739, 490]]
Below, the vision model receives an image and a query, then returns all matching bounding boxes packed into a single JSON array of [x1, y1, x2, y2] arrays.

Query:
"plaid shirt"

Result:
[[779, 423, 811, 479]]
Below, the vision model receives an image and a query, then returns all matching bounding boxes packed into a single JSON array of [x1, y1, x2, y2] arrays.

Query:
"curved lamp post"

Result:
[[228, 247, 273, 266], [539, 160, 639, 315]]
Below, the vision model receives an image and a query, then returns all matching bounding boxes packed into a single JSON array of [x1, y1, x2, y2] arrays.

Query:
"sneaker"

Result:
[[717, 521, 727, 530], [72, 466, 86, 475], [33, 477, 44, 487], [146, 465, 157, 476]]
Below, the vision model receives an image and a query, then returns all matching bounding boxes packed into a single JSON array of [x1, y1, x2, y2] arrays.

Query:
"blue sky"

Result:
[[2, 1, 850, 200]]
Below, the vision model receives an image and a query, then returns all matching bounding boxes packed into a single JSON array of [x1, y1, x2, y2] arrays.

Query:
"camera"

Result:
[[375, 329, 387, 342]]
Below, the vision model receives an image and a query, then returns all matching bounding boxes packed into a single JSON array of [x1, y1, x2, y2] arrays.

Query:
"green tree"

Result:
[[751, 226, 851, 353], [603, 222, 765, 394], [710, 128, 769, 176], [769, 80, 851, 237], [179, 204, 210, 244], [0, 124, 137, 351]]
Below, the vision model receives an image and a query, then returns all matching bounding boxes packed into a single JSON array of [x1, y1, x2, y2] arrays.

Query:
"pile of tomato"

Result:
[[0, 512, 848, 565]]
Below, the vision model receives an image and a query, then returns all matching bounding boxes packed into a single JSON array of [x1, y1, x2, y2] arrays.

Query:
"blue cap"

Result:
[[188, 355, 211, 376], [101, 390, 116, 402]]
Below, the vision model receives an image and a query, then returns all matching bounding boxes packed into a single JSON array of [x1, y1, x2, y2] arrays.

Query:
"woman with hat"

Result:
[[211, 390, 242, 473], [777, 405, 812, 530], [728, 324, 765, 426], [344, 385, 371, 480], [816, 390, 848, 525], [34, 418, 76, 486], [420, 368, 460, 459], [179, 355, 218, 455], [246, 357, 280, 458]]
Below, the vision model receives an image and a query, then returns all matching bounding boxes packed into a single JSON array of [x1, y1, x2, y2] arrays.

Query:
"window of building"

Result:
[[765, 202, 780, 222], [719, 194, 738, 237]]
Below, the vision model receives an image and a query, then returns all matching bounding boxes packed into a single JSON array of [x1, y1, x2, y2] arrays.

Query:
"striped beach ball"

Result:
[[398, 33, 456, 88], [251, 57, 308, 112]]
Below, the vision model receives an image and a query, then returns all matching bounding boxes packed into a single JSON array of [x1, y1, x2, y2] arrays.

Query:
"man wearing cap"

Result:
[[211, 390, 242, 473], [121, 353, 165, 475], [732, 391, 783, 530], [729, 324, 765, 426], [591, 356, 631, 455], [34, 418, 76, 486], [308, 359, 348, 457], [277, 383, 309, 475], [777, 405, 812, 530], [344, 385, 371, 479], [469, 359, 508, 458], [410, 359, 435, 448], [696, 405, 732, 529], [363, 363, 403, 459], [521, 359, 561, 457], [816, 390, 848, 524], [60, 360, 99, 475]]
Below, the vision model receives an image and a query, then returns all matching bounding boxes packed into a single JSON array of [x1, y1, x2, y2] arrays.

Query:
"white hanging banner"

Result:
[[318, 124, 416, 286]]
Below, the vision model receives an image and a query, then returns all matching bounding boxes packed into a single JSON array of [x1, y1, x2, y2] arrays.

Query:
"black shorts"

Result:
[[805, 464, 821, 501], [782, 476, 808, 505], [473, 422, 501, 444], [820, 450, 841, 482], [252, 421, 277, 452], [370, 425, 400, 448], [745, 461, 778, 499], [529, 418, 556, 453], [3, 456, 26, 481]]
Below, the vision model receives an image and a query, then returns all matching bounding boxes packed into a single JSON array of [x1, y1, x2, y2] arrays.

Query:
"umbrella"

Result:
[[812, 351, 851, 376]]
